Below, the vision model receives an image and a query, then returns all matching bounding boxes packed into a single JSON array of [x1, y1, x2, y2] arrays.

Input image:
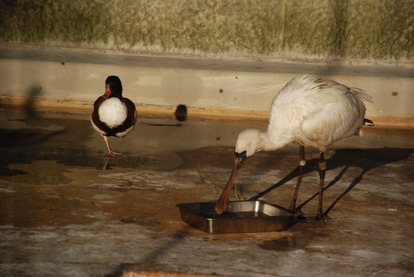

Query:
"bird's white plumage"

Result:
[[236, 75, 373, 156], [98, 98, 127, 128], [217, 74, 373, 216], [114, 109, 137, 138]]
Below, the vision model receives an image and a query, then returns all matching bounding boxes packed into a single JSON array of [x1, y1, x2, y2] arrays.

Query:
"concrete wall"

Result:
[[1, 0, 413, 62], [1, 46, 413, 126], [0, 1, 413, 125]]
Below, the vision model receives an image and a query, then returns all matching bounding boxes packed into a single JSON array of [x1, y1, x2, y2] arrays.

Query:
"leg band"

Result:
[[318, 161, 327, 171]]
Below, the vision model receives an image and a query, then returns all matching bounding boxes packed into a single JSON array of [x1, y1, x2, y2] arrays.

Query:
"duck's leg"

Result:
[[317, 151, 327, 219], [103, 136, 123, 157], [102, 157, 111, 170], [289, 146, 306, 212]]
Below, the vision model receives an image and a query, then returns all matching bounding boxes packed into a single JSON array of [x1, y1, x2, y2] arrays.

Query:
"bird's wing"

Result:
[[122, 97, 137, 124], [267, 75, 372, 150], [300, 87, 366, 148], [91, 96, 112, 136]]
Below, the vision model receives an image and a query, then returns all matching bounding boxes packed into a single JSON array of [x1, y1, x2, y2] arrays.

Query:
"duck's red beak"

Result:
[[104, 85, 112, 97]]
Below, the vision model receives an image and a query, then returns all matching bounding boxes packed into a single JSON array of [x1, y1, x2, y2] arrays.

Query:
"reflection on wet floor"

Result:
[[1, 108, 413, 169], [0, 107, 414, 276]]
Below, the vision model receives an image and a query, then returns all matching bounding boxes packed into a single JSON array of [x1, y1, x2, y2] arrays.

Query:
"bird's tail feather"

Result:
[[356, 118, 375, 136], [350, 87, 374, 103], [364, 118, 375, 126]]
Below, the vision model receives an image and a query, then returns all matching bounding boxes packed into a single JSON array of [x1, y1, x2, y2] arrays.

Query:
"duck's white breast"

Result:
[[98, 98, 127, 128]]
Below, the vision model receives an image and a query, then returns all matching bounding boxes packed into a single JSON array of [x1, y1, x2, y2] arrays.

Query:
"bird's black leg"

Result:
[[289, 146, 305, 212], [317, 152, 327, 220]]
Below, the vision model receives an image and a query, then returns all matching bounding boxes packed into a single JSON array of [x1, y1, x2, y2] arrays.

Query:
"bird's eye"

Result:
[[235, 151, 247, 160]]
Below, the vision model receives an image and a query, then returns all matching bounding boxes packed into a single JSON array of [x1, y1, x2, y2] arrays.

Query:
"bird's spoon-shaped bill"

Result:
[[215, 154, 245, 215]]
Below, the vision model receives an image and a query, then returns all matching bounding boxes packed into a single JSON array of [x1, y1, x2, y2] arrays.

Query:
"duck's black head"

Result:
[[105, 75, 123, 98]]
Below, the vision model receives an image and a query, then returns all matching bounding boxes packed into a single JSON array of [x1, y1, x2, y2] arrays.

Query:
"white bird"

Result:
[[215, 74, 374, 219]]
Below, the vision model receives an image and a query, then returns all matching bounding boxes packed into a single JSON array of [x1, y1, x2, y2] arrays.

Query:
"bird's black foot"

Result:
[[288, 204, 302, 215], [295, 212, 328, 224], [315, 212, 328, 224], [290, 209, 302, 216]]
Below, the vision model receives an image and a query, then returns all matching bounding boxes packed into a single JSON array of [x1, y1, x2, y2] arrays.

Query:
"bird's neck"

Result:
[[259, 130, 292, 152]]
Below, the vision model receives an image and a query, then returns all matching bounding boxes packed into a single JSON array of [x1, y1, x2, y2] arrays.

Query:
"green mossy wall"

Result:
[[1, 0, 413, 61]]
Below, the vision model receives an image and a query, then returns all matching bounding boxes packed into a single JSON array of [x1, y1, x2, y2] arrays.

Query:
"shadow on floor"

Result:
[[0, 127, 65, 147], [105, 229, 192, 277], [250, 147, 414, 216]]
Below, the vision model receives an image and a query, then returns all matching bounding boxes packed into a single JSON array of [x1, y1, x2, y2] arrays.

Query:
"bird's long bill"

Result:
[[215, 152, 246, 215]]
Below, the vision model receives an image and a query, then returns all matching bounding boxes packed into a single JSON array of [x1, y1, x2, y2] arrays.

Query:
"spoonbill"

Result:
[[91, 76, 137, 157], [215, 74, 373, 219]]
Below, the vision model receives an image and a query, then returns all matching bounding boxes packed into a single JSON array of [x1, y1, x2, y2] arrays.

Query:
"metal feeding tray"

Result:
[[177, 200, 297, 234]]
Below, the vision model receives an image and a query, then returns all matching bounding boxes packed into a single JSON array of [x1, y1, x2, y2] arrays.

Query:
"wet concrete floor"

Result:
[[0, 107, 413, 276]]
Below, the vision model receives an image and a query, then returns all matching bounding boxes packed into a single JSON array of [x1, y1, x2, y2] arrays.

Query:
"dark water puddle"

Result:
[[0, 127, 65, 147], [0, 146, 152, 171], [0, 167, 28, 177], [3, 160, 72, 185]]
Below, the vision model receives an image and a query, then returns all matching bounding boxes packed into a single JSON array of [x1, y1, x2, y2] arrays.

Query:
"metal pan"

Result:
[[177, 200, 298, 234]]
